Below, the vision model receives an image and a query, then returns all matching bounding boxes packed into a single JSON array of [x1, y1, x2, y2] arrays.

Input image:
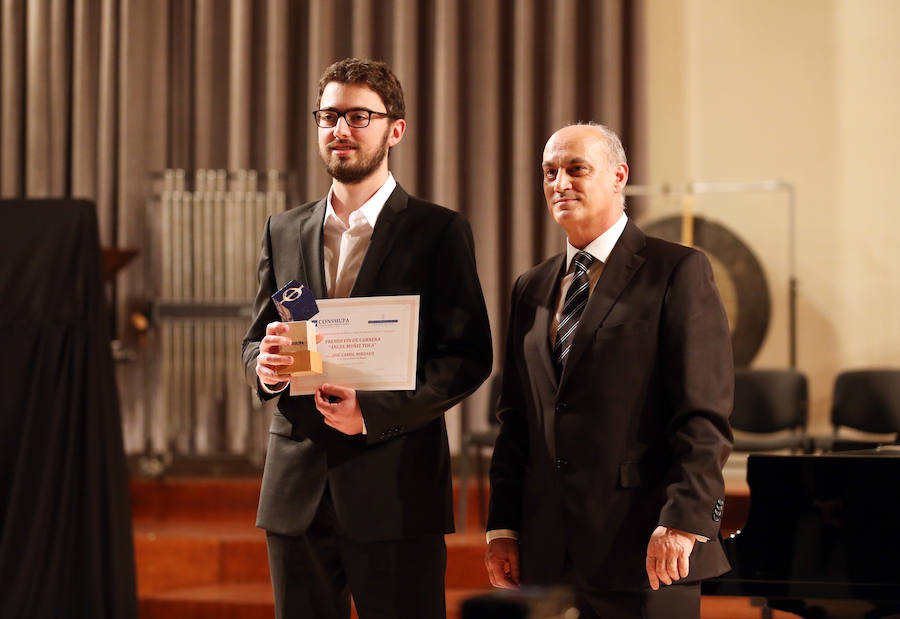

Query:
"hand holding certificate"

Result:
[[289, 295, 420, 396]]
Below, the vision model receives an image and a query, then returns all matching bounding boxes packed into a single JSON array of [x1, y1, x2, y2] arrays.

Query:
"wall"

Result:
[[642, 0, 900, 431]]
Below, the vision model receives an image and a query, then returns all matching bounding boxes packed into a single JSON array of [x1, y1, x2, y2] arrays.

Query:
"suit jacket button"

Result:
[[555, 402, 568, 414], [555, 458, 570, 472]]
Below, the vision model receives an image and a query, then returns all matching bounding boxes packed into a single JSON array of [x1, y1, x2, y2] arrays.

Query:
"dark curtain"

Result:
[[0, 200, 137, 619]]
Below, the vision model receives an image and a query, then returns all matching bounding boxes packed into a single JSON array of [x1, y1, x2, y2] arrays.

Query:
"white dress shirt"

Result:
[[260, 173, 396, 397], [323, 173, 396, 298], [550, 213, 628, 341]]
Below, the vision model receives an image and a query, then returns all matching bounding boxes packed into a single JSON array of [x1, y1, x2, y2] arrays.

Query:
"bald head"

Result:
[[544, 123, 627, 171], [541, 123, 629, 249]]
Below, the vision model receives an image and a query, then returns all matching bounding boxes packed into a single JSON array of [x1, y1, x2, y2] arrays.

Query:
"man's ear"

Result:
[[614, 162, 629, 192], [387, 118, 406, 147]]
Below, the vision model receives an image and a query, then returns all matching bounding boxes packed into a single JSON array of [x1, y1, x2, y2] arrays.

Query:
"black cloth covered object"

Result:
[[0, 200, 137, 619]]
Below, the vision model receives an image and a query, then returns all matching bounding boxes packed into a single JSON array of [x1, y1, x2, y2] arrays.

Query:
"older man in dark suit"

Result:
[[485, 123, 734, 618], [242, 58, 492, 619]]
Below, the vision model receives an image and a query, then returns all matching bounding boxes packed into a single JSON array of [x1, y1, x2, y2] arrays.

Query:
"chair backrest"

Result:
[[731, 368, 808, 433], [832, 369, 900, 434]]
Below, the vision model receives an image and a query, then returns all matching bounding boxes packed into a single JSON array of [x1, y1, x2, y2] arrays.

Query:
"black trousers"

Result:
[[265, 488, 447, 619]]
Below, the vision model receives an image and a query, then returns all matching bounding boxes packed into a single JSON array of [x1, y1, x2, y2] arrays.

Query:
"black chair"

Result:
[[826, 369, 900, 450], [456, 374, 503, 531], [731, 368, 809, 452]]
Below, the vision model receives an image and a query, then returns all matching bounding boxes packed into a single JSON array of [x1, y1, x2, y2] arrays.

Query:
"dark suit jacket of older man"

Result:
[[488, 219, 734, 595], [242, 184, 492, 542]]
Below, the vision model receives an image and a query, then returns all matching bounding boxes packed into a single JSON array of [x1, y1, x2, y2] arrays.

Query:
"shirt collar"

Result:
[[565, 212, 628, 270], [324, 172, 397, 229]]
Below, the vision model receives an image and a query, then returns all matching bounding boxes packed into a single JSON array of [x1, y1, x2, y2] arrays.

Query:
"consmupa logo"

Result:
[[312, 318, 350, 326]]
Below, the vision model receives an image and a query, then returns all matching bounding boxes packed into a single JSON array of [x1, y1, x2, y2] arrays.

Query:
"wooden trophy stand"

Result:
[[277, 321, 323, 376]]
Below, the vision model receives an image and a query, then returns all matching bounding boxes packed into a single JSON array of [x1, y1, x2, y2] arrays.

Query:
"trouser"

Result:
[[265, 488, 447, 619]]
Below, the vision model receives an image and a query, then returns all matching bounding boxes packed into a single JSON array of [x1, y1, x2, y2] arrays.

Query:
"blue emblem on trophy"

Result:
[[271, 281, 323, 376]]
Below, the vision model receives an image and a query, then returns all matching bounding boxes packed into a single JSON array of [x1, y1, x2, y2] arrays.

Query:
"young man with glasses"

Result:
[[242, 58, 492, 619]]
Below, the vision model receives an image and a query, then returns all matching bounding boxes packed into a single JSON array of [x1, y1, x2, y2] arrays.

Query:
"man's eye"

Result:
[[319, 112, 338, 123], [544, 170, 556, 180], [570, 166, 586, 175], [348, 112, 369, 124]]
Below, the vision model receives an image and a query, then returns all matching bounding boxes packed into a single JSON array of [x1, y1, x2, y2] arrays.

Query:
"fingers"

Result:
[[256, 351, 294, 384], [266, 321, 289, 336], [666, 553, 680, 582], [678, 551, 690, 579], [646, 556, 660, 591], [485, 555, 518, 589], [656, 555, 671, 586], [314, 388, 335, 413], [485, 541, 520, 589], [486, 558, 517, 589], [646, 543, 691, 590], [319, 383, 355, 399], [260, 334, 292, 353], [258, 366, 289, 385], [509, 550, 520, 585]]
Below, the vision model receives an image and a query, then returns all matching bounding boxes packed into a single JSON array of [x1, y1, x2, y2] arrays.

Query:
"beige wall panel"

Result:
[[643, 0, 900, 431], [834, 0, 900, 369]]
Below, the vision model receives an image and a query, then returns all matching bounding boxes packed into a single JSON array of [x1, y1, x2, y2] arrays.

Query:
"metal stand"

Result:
[[625, 180, 798, 367]]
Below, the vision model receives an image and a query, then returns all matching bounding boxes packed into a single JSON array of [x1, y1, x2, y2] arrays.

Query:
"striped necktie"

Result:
[[554, 250, 595, 375]]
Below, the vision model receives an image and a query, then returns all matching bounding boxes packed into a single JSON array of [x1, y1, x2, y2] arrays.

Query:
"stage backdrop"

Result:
[[0, 0, 644, 451]]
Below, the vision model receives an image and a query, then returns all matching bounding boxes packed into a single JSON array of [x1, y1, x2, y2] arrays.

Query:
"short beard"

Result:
[[321, 128, 391, 184]]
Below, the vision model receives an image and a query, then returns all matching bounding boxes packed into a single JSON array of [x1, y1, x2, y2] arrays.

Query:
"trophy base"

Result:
[[278, 350, 323, 376]]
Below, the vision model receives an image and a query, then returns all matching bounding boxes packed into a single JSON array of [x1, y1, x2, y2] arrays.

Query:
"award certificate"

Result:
[[289, 295, 419, 395]]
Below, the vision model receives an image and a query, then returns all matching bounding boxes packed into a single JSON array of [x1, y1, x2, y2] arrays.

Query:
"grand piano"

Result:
[[702, 447, 900, 618]]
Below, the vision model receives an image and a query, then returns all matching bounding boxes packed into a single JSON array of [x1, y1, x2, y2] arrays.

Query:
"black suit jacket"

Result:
[[243, 184, 492, 541], [488, 220, 734, 592]]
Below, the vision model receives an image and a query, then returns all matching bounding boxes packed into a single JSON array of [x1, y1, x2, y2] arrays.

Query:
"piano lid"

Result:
[[704, 449, 900, 603]]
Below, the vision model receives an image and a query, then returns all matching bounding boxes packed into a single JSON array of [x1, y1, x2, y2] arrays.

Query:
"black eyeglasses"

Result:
[[312, 108, 390, 129]]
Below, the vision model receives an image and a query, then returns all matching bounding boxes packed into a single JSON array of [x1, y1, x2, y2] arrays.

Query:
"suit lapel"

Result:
[[560, 221, 646, 387], [523, 255, 566, 395], [298, 198, 328, 300], [349, 184, 409, 297], [522, 255, 566, 456]]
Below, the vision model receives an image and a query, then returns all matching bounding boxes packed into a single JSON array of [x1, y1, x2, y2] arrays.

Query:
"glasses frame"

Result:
[[312, 108, 391, 129]]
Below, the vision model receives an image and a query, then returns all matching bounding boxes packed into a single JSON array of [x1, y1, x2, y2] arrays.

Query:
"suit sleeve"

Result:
[[357, 213, 493, 444], [657, 249, 734, 539], [486, 276, 529, 532], [241, 216, 283, 401]]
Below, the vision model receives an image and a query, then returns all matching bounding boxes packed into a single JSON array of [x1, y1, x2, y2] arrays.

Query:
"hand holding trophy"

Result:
[[271, 280, 323, 377]]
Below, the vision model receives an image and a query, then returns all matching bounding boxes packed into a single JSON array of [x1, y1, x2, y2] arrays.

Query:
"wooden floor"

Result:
[[132, 477, 795, 618]]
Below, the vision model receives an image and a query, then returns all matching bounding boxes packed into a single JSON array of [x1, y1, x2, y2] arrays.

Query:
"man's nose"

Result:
[[553, 171, 572, 192], [333, 115, 353, 137]]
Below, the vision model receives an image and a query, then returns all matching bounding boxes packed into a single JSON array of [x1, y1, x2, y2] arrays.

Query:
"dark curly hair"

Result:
[[316, 58, 406, 119]]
